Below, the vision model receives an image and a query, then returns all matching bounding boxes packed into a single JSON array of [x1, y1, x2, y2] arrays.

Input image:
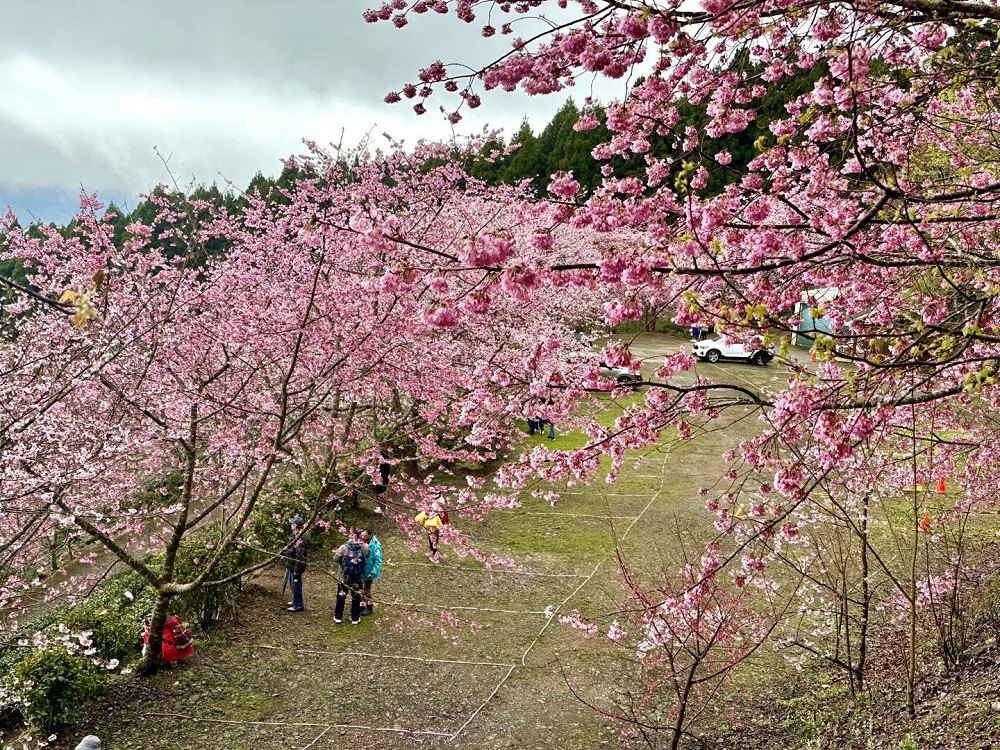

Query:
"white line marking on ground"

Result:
[[388, 562, 589, 577], [301, 726, 331, 749], [448, 665, 516, 741], [518, 561, 603, 669], [554, 492, 649, 498], [447, 454, 669, 742], [514, 512, 639, 519], [254, 644, 514, 668], [146, 713, 455, 739], [389, 602, 549, 615]]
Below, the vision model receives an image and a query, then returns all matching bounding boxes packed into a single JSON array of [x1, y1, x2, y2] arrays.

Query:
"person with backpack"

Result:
[[360, 528, 382, 616], [283, 516, 310, 612], [142, 614, 195, 666], [333, 530, 369, 624]]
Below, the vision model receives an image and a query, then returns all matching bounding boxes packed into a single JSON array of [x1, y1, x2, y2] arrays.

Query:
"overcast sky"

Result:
[[0, 1, 636, 223]]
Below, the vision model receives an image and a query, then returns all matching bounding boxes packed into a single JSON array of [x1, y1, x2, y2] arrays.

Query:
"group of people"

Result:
[[690, 324, 714, 341], [281, 495, 459, 623], [526, 393, 558, 440], [527, 416, 556, 439], [73, 510, 435, 746], [332, 529, 381, 623], [282, 517, 383, 625]]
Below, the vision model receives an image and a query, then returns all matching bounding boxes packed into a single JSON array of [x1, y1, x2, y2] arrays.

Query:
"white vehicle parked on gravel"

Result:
[[692, 336, 773, 366]]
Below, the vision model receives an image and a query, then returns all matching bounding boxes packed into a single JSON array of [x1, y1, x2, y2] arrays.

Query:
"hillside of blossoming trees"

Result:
[[4, 1, 1000, 747]]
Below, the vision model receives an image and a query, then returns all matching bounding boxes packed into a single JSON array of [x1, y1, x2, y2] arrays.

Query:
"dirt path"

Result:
[[67, 334, 775, 750]]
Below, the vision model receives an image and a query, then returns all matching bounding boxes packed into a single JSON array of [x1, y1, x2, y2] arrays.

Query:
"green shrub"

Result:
[[248, 477, 335, 557], [0, 568, 152, 682], [9, 647, 109, 731], [611, 318, 683, 334], [59, 567, 153, 665], [60, 602, 143, 666], [165, 526, 257, 628], [131, 470, 186, 512]]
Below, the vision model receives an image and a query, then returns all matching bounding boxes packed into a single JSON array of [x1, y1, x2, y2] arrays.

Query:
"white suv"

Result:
[[692, 337, 773, 366]]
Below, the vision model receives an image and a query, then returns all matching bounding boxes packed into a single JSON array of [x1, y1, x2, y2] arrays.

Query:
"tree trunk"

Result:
[[670, 666, 697, 750], [906, 453, 919, 717], [138, 591, 172, 675], [857, 495, 870, 693]]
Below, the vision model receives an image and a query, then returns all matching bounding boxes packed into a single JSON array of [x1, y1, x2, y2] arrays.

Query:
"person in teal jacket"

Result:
[[360, 528, 382, 616]]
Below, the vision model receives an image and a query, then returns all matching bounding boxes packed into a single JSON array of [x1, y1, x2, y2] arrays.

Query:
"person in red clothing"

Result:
[[143, 615, 195, 665]]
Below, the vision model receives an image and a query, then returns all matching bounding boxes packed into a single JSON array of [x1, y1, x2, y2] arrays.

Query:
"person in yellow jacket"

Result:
[[414, 503, 445, 554]]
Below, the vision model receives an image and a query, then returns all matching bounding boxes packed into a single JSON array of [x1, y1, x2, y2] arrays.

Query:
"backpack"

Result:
[[341, 543, 365, 581], [167, 617, 193, 650]]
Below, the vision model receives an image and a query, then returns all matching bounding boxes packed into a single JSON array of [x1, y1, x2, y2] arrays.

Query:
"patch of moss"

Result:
[[495, 516, 617, 556], [221, 691, 272, 721]]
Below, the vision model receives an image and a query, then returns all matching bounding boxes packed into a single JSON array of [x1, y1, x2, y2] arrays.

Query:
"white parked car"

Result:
[[692, 337, 773, 366], [599, 362, 643, 386]]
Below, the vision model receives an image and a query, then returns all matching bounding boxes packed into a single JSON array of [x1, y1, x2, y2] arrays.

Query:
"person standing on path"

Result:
[[414, 503, 444, 555], [333, 530, 370, 624], [373, 450, 392, 515], [284, 516, 310, 612], [541, 390, 557, 440], [360, 528, 382, 616]]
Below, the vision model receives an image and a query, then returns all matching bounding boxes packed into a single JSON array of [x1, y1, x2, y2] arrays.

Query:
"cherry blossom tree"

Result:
[[0, 140, 615, 671], [366, 0, 1000, 725], [613, 543, 784, 750]]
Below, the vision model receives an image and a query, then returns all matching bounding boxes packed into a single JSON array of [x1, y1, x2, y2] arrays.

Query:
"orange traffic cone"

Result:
[[937, 476, 947, 493], [919, 505, 932, 533]]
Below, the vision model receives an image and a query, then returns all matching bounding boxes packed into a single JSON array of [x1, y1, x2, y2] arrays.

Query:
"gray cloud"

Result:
[[1, 0, 633, 216]]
